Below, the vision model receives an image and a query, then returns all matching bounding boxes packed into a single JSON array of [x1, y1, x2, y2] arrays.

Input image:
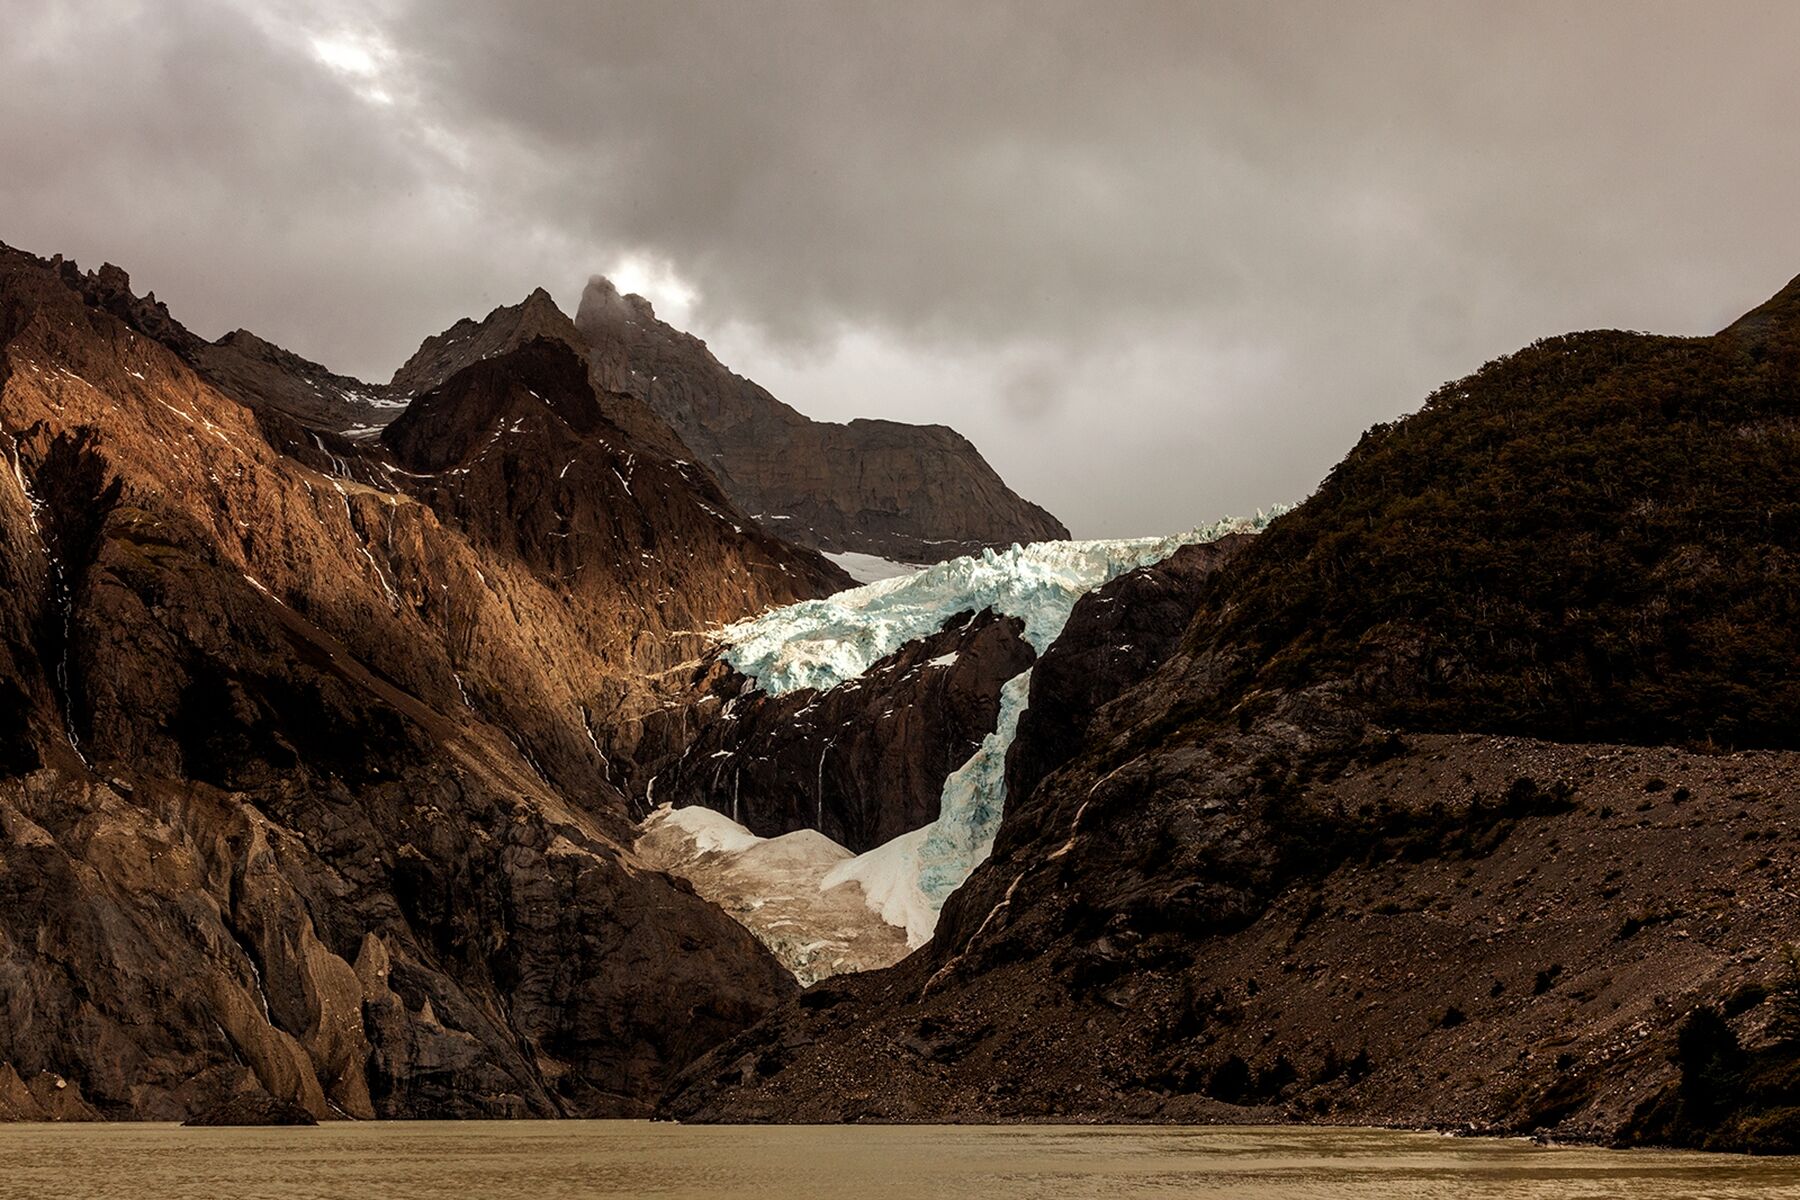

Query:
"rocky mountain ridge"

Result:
[[0, 240, 845, 1121], [110, 264, 1067, 567]]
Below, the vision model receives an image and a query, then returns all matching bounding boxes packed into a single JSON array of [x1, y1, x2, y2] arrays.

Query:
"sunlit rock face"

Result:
[[0, 243, 849, 1121]]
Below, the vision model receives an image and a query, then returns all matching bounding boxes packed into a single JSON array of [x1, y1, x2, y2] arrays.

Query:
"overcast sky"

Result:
[[6, 1, 1800, 537]]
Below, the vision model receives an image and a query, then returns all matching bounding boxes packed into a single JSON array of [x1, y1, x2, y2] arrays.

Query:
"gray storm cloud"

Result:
[[3, 0, 1798, 536]]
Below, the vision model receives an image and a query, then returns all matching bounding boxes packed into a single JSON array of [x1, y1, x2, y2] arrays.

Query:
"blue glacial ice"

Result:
[[717, 512, 1285, 946]]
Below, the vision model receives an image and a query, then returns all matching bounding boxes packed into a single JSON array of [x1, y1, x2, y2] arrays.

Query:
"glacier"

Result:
[[820, 669, 1034, 945], [722, 512, 1284, 697], [704, 511, 1285, 950]]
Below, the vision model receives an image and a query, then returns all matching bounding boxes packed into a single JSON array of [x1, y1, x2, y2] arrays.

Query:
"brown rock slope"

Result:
[[67, 257, 406, 439], [576, 276, 1069, 562], [0, 242, 842, 1121], [188, 329, 406, 435], [662, 272, 1800, 1151]]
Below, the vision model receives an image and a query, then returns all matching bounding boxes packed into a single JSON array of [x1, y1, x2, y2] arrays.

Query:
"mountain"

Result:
[[145, 271, 1068, 570], [0, 241, 847, 1121], [22, 229, 1800, 1149], [575, 277, 1070, 562], [660, 273, 1800, 1152]]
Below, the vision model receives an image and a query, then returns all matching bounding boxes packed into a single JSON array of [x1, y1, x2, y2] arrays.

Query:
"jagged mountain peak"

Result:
[[382, 335, 606, 471], [578, 274, 660, 327], [388, 287, 585, 398], [571, 272, 1069, 562], [58, 255, 203, 355]]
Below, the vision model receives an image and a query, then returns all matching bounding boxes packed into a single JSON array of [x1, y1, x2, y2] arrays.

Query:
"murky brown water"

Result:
[[2, 1122, 1798, 1199]]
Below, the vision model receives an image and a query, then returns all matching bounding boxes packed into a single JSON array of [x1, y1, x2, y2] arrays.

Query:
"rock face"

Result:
[[1002, 534, 1252, 809], [575, 277, 1069, 561], [642, 608, 1035, 852], [660, 272, 1800, 1150], [0, 1064, 100, 1122], [0, 242, 842, 1121], [182, 1089, 319, 1127]]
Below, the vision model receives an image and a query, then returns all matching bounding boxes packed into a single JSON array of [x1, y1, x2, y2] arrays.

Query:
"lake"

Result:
[[2, 1122, 1797, 1199]]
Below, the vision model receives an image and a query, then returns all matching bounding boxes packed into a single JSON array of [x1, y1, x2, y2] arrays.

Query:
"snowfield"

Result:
[[822, 550, 925, 584], [670, 512, 1285, 958]]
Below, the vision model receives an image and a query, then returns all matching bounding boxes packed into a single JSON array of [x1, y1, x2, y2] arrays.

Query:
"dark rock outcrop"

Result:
[[1002, 534, 1251, 811], [645, 608, 1035, 852], [576, 276, 1068, 561], [0, 241, 828, 1121], [182, 1089, 319, 1127]]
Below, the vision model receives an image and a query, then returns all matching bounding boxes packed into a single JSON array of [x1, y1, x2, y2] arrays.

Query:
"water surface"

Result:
[[2, 1121, 1796, 1199]]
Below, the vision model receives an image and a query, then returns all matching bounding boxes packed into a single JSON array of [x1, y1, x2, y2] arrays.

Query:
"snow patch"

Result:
[[653, 802, 760, 855], [823, 550, 925, 585], [637, 804, 909, 984]]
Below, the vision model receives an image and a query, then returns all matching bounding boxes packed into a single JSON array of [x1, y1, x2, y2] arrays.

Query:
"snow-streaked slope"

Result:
[[636, 804, 910, 985], [723, 513, 1283, 696], [823, 550, 925, 585], [708, 511, 1284, 951]]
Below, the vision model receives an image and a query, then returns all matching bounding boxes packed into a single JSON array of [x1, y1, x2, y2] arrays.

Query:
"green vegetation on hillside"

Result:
[[1183, 291, 1800, 749]]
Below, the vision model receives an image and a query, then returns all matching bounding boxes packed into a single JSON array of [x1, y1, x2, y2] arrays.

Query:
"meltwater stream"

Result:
[[4, 1122, 1797, 1200]]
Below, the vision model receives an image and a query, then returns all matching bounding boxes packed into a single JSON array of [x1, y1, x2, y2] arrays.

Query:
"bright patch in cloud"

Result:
[[308, 30, 396, 104], [608, 254, 698, 325]]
